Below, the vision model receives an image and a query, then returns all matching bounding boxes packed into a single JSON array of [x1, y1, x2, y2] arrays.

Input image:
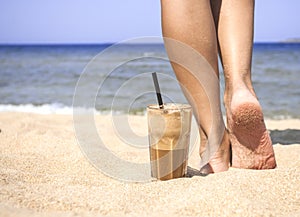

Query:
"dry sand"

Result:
[[0, 112, 299, 217]]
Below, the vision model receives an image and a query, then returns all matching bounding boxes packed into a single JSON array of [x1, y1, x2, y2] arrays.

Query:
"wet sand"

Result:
[[0, 112, 299, 216]]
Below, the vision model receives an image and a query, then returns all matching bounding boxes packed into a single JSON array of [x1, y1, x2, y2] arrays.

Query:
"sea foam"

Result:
[[0, 103, 99, 115]]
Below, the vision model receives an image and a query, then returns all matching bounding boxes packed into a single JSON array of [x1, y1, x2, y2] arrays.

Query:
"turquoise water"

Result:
[[0, 43, 299, 119]]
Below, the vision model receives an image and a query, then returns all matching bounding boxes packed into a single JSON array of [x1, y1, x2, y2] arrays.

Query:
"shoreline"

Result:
[[0, 104, 299, 120], [0, 112, 299, 216]]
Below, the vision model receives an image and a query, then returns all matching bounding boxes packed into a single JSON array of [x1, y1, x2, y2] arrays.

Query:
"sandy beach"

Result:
[[0, 112, 299, 216]]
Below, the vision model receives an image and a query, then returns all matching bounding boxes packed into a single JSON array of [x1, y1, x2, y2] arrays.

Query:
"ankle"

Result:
[[225, 75, 255, 95], [224, 83, 257, 108]]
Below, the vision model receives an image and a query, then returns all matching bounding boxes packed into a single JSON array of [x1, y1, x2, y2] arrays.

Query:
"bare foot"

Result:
[[199, 129, 231, 174], [227, 88, 276, 169]]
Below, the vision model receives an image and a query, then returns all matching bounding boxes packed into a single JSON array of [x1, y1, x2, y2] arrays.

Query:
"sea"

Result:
[[0, 43, 299, 120]]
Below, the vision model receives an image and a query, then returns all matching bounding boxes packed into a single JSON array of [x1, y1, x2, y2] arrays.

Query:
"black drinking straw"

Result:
[[152, 72, 164, 109]]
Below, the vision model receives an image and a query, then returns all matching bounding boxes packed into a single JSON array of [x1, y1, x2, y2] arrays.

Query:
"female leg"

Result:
[[210, 0, 276, 169], [160, 0, 230, 173]]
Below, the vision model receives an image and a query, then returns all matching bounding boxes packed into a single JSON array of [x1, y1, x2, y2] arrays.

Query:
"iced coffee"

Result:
[[147, 103, 192, 180]]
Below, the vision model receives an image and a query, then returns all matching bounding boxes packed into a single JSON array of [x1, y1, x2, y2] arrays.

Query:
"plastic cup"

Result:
[[147, 103, 192, 180]]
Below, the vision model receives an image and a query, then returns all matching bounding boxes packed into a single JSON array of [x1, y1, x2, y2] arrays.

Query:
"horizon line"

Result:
[[0, 41, 300, 46]]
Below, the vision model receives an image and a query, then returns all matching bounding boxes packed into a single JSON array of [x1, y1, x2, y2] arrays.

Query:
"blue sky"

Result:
[[0, 0, 299, 44]]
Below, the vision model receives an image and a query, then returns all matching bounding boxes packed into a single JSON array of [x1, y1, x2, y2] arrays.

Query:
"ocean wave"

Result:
[[0, 103, 99, 115], [0, 103, 146, 115]]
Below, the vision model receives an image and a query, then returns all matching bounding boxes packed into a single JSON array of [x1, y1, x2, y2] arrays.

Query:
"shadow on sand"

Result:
[[186, 166, 208, 178], [270, 129, 300, 145]]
